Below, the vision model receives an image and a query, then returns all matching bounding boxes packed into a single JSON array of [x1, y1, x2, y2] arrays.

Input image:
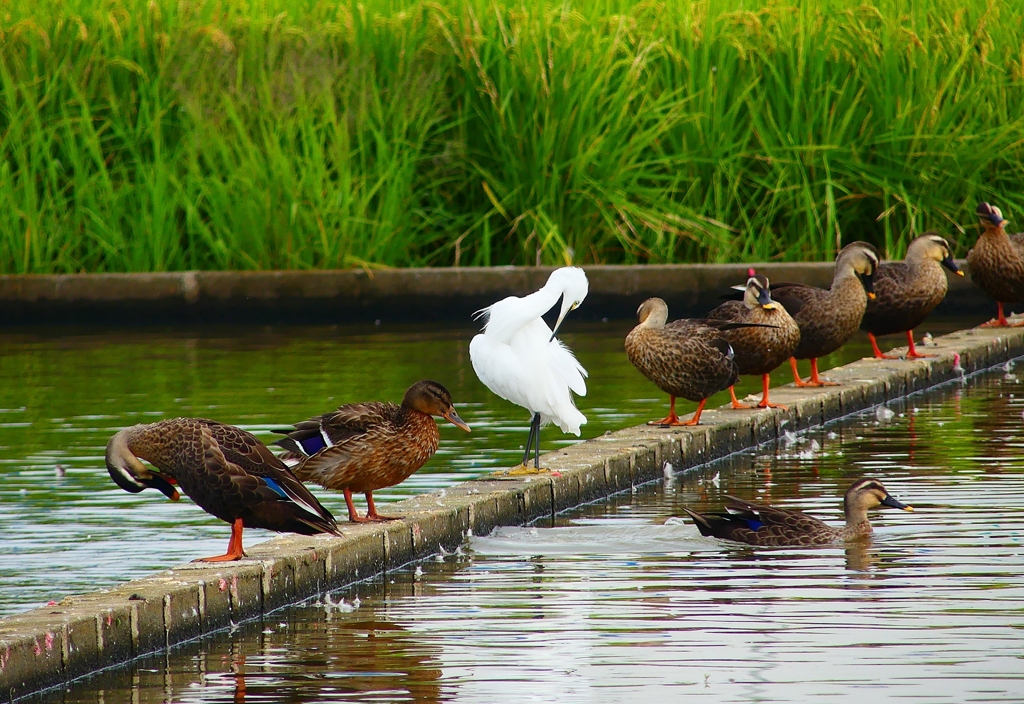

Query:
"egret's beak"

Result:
[[941, 255, 964, 276], [880, 494, 912, 511], [730, 284, 747, 292], [443, 407, 471, 432], [549, 302, 577, 341]]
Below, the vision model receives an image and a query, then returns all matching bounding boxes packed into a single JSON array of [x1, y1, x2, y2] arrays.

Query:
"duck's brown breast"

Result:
[[862, 261, 948, 336], [968, 231, 1024, 303], [791, 277, 867, 360], [718, 306, 801, 376]]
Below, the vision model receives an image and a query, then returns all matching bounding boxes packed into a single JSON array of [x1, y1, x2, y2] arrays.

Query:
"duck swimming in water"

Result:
[[680, 478, 913, 546]]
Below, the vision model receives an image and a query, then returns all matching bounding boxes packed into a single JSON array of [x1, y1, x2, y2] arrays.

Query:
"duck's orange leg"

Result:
[[757, 374, 787, 409], [651, 397, 684, 423], [981, 302, 1024, 327], [365, 492, 400, 522], [194, 518, 246, 562], [790, 357, 818, 387], [728, 386, 753, 409], [904, 330, 935, 358], [868, 333, 899, 360], [343, 488, 372, 523], [680, 399, 708, 426], [808, 359, 839, 386]]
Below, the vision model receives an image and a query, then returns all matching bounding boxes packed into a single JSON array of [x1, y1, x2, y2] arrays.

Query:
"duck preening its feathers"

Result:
[[105, 418, 342, 562]]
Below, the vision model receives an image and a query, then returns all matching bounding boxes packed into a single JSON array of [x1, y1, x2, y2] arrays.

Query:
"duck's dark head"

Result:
[[837, 241, 880, 299], [977, 202, 1008, 230], [403, 380, 471, 432], [732, 274, 776, 310], [908, 232, 963, 276], [105, 426, 180, 501], [843, 477, 912, 520]]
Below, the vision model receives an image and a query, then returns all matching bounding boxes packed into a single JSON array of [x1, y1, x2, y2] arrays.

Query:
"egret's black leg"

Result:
[[521, 414, 537, 467], [531, 412, 542, 468]]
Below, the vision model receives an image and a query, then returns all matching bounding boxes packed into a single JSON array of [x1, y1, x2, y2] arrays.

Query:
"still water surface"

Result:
[[0, 317, 982, 618], [30, 359, 1024, 702]]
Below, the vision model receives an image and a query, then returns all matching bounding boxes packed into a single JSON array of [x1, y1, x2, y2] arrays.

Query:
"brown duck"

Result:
[[707, 274, 801, 409], [106, 418, 342, 562], [275, 380, 470, 523], [862, 233, 963, 358], [967, 202, 1024, 327], [680, 478, 913, 546], [771, 242, 879, 386], [625, 297, 767, 426]]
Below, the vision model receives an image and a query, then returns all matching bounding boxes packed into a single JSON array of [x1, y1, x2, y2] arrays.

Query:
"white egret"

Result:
[[470, 267, 589, 473]]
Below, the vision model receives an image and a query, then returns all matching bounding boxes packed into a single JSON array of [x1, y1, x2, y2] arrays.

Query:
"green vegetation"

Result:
[[1, 0, 1022, 272]]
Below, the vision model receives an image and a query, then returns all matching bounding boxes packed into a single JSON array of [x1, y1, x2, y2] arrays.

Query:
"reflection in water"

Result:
[[33, 365, 1024, 703]]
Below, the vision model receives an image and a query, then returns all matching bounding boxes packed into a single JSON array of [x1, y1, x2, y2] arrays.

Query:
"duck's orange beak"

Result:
[[443, 408, 471, 432]]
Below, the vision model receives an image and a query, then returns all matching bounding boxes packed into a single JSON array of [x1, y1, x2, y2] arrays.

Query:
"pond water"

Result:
[[28, 357, 1024, 702], [0, 317, 981, 617]]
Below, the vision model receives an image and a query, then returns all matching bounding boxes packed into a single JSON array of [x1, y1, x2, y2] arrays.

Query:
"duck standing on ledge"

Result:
[[680, 478, 913, 546], [106, 418, 342, 562], [625, 297, 768, 426], [771, 241, 879, 386], [707, 274, 801, 409], [861, 233, 963, 358], [967, 202, 1024, 327], [470, 267, 589, 473], [276, 380, 470, 523]]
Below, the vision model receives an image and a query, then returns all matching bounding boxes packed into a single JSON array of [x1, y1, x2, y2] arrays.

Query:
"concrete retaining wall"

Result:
[[0, 263, 989, 325], [2, 324, 1023, 701]]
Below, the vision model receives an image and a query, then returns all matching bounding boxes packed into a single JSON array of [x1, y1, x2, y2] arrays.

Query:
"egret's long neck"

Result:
[[483, 283, 563, 343]]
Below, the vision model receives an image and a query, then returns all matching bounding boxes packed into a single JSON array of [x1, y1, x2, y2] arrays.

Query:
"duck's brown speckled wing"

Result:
[[625, 320, 739, 402], [861, 262, 945, 336], [286, 403, 440, 494], [707, 302, 801, 376], [682, 497, 838, 547], [767, 283, 819, 318], [137, 418, 340, 536], [772, 279, 865, 359]]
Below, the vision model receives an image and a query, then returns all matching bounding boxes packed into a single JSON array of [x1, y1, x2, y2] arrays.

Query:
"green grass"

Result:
[[0, 0, 1022, 272]]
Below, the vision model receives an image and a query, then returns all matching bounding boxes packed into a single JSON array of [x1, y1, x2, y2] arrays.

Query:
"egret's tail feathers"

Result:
[[547, 407, 587, 436]]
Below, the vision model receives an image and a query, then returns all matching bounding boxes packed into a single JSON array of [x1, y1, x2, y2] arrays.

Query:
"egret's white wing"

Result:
[[471, 332, 586, 435], [549, 337, 588, 396], [469, 334, 536, 411]]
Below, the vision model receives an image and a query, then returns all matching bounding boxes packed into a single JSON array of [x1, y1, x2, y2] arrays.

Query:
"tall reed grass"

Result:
[[0, 0, 1022, 272]]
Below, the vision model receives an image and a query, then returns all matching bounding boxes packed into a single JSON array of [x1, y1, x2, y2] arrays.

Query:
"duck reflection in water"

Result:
[[183, 611, 446, 703]]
